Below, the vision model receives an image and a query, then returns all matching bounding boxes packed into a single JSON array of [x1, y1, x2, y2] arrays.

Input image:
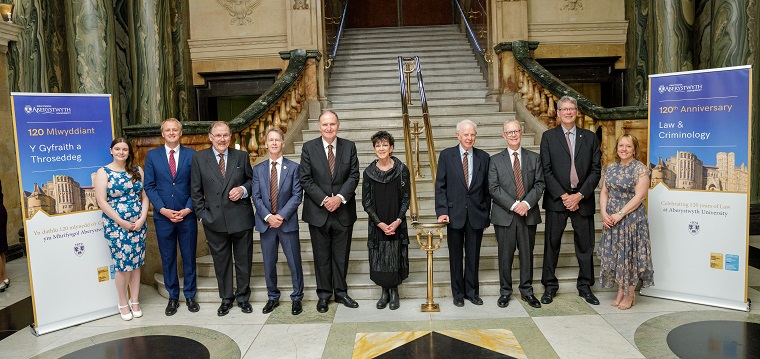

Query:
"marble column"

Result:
[[694, 0, 752, 69], [625, 0, 649, 106], [750, 0, 759, 208], [168, 0, 196, 122], [113, 0, 134, 131], [131, 0, 175, 125], [649, 0, 694, 73], [0, 22, 23, 245], [64, 0, 122, 134]]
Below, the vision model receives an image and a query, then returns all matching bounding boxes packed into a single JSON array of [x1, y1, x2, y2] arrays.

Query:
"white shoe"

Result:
[[118, 304, 133, 321], [129, 300, 142, 318]]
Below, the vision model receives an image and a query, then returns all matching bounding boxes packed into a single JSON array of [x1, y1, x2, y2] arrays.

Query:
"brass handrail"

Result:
[[453, 0, 491, 77], [398, 56, 419, 222], [324, 0, 349, 71]]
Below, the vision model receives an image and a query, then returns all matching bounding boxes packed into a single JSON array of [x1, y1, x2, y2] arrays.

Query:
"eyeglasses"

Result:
[[212, 134, 231, 140], [558, 107, 577, 112], [503, 130, 521, 136]]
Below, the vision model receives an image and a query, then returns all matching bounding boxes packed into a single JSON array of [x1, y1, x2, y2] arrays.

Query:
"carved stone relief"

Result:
[[293, 0, 310, 10], [562, 0, 584, 11], [215, 0, 263, 25]]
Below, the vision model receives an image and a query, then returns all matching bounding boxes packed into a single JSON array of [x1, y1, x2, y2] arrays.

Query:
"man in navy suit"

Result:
[[540, 96, 602, 306], [191, 121, 255, 316], [144, 118, 200, 316], [435, 119, 491, 307], [300, 110, 360, 313], [252, 127, 304, 315]]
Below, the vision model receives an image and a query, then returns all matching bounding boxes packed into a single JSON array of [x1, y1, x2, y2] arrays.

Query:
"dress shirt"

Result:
[[507, 147, 530, 211], [564, 126, 577, 154], [263, 156, 283, 221], [212, 147, 248, 198], [459, 144, 473, 187], [321, 138, 346, 204]]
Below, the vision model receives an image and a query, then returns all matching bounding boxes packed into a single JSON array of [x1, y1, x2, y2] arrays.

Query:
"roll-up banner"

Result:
[[10, 93, 118, 335], [643, 66, 752, 311]]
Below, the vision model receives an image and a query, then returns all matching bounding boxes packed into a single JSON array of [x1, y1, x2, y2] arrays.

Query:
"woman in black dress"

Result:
[[362, 131, 411, 310], [0, 180, 9, 292]]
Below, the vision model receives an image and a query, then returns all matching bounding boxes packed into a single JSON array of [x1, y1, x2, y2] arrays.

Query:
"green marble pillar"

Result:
[[113, 0, 134, 132], [7, 0, 46, 92], [168, 0, 196, 122], [64, 0, 121, 134], [751, 0, 759, 208], [694, 0, 752, 69], [649, 0, 694, 73], [131, 0, 175, 125], [625, 0, 649, 106]]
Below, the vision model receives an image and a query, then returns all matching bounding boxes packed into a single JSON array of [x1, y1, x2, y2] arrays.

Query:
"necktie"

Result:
[[218, 153, 226, 178], [513, 152, 524, 200], [327, 144, 335, 178], [270, 161, 278, 213], [463, 151, 469, 189], [169, 149, 176, 178], [566, 131, 579, 188]]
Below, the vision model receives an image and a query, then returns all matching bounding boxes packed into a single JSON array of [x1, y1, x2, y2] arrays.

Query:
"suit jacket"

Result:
[[540, 125, 601, 216], [252, 157, 302, 233], [190, 147, 255, 233], [299, 137, 359, 227], [144, 145, 196, 219], [434, 145, 491, 229], [489, 148, 544, 227]]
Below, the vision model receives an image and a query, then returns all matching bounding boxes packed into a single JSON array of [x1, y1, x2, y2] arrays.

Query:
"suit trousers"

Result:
[[495, 219, 537, 297], [447, 217, 483, 300], [542, 210, 595, 293], [204, 227, 253, 303], [309, 212, 352, 299], [260, 227, 304, 301], [155, 215, 198, 300]]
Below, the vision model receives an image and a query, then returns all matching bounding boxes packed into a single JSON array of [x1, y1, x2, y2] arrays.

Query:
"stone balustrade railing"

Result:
[[495, 41, 648, 166], [124, 49, 320, 167]]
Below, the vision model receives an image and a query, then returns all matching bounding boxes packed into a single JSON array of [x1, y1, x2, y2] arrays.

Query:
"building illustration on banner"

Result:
[[650, 151, 748, 192], [23, 172, 98, 218]]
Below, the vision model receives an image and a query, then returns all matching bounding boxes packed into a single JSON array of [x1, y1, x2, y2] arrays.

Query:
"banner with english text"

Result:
[[11, 93, 118, 335], [643, 66, 752, 311]]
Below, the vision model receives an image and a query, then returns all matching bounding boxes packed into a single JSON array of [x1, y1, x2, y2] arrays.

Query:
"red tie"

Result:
[[270, 161, 278, 213], [327, 144, 335, 178], [463, 151, 469, 189], [513, 152, 524, 200], [218, 153, 226, 178], [169, 149, 176, 178]]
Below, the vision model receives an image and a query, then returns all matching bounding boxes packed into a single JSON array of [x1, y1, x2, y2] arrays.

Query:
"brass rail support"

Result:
[[411, 120, 424, 178], [414, 222, 446, 312], [403, 60, 416, 105]]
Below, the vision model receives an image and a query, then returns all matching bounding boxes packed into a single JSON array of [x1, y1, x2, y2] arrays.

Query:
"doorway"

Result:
[[346, 0, 453, 28]]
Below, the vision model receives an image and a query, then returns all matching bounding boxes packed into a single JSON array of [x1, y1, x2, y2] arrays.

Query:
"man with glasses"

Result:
[[489, 119, 544, 308], [539, 96, 602, 305], [191, 121, 255, 316]]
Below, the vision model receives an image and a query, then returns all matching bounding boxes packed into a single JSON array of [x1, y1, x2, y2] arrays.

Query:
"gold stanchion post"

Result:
[[414, 222, 446, 312]]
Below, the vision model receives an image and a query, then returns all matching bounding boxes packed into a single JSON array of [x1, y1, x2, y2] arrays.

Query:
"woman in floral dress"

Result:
[[598, 134, 654, 310], [94, 138, 149, 320]]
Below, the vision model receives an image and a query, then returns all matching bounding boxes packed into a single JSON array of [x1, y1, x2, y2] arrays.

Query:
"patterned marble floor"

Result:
[[2, 256, 760, 358]]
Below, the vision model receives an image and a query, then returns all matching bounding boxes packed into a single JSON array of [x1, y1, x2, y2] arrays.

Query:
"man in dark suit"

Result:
[[252, 127, 304, 315], [489, 119, 544, 309], [540, 96, 602, 305], [144, 118, 200, 316], [299, 110, 360, 313], [435, 119, 491, 307], [191, 121, 255, 316]]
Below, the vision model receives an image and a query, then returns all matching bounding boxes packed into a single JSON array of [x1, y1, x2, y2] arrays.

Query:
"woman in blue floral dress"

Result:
[[598, 134, 654, 310], [94, 138, 149, 321]]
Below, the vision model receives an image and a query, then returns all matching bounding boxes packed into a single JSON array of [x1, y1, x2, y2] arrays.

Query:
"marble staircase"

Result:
[[156, 25, 603, 303]]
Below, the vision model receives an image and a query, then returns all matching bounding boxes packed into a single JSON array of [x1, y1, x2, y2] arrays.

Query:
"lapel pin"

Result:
[[283, 166, 287, 170]]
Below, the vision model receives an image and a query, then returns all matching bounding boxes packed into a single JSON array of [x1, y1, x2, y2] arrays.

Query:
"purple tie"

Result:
[[566, 131, 579, 188]]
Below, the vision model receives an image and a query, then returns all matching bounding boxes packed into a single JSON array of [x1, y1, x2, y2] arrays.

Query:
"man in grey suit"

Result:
[[252, 127, 304, 315], [191, 121, 255, 316], [300, 110, 360, 313], [489, 119, 544, 308]]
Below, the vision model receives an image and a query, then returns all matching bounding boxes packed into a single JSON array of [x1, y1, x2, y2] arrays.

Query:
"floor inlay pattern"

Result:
[[352, 329, 526, 359]]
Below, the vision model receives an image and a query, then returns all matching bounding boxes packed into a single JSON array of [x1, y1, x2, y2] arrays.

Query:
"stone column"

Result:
[[0, 22, 23, 245], [131, 0, 175, 125], [168, 0, 196, 122], [649, 0, 694, 73], [625, 0, 649, 106], [64, 0, 121, 134], [694, 0, 752, 69], [493, 0, 528, 111]]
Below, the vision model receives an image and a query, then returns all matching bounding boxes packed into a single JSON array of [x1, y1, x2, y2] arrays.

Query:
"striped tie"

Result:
[[463, 151, 469, 189], [513, 152, 524, 200], [327, 144, 335, 178], [270, 161, 278, 213], [218, 153, 226, 178]]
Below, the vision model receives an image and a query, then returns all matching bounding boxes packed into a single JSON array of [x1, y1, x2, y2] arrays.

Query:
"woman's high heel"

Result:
[[129, 300, 142, 318], [118, 304, 133, 321], [0, 279, 8, 293]]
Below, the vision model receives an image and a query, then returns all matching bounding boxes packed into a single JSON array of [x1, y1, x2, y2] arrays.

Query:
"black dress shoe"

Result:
[[465, 296, 483, 305], [335, 295, 359, 308], [541, 291, 556, 304], [262, 300, 279, 314], [217, 301, 233, 316], [292, 301, 303, 315], [579, 291, 600, 305], [186, 297, 200, 313], [453, 298, 465, 307], [521, 295, 542, 308], [497, 295, 510, 308], [165, 299, 180, 316], [238, 301, 253, 313], [317, 298, 329, 313]]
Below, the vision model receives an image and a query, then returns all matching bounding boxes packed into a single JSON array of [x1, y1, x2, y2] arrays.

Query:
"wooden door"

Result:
[[402, 0, 452, 26], [346, 0, 452, 28]]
